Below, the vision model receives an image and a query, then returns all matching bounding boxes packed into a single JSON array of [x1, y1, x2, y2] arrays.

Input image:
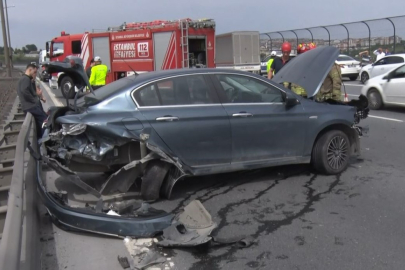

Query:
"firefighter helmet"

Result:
[[297, 42, 316, 54], [281, 42, 292, 52]]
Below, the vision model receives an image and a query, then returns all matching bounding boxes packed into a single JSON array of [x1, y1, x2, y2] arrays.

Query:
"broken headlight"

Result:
[[62, 123, 87, 136]]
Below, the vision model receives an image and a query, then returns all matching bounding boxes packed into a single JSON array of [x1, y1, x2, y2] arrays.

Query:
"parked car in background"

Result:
[[359, 54, 405, 84], [361, 63, 405, 110], [335, 54, 361, 81]]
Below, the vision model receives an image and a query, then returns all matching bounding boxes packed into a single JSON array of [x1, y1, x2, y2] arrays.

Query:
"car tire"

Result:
[[360, 72, 369, 84], [349, 75, 358, 81], [141, 160, 171, 201], [60, 76, 76, 99], [312, 130, 350, 175], [367, 88, 383, 110]]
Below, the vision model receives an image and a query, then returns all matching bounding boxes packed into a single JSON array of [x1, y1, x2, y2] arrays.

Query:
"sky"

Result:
[[3, 0, 405, 49]]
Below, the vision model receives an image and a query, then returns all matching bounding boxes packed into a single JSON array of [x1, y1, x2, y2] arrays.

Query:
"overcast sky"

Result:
[[3, 0, 405, 49]]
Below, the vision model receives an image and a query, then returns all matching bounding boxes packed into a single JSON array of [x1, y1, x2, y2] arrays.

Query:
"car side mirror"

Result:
[[285, 96, 299, 108], [387, 72, 394, 82]]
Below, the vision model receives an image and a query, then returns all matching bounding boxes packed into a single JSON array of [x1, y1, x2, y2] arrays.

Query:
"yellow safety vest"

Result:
[[267, 58, 274, 73], [89, 64, 108, 86]]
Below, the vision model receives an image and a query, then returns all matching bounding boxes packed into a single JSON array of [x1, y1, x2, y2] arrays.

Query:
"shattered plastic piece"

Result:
[[133, 250, 166, 270], [157, 200, 217, 247], [211, 236, 256, 249], [62, 123, 87, 135], [117, 256, 130, 269], [110, 199, 141, 215], [107, 210, 120, 216]]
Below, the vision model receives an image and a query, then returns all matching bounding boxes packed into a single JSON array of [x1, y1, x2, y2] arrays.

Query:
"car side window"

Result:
[[215, 74, 283, 103], [374, 58, 387, 66], [136, 84, 160, 106], [392, 65, 405, 79], [135, 75, 215, 107], [158, 75, 215, 105], [386, 56, 404, 65]]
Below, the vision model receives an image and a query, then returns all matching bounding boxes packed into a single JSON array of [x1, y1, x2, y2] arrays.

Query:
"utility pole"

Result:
[[4, 0, 12, 68], [0, 0, 11, 77]]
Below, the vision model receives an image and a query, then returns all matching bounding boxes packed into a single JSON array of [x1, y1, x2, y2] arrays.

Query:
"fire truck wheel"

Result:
[[60, 77, 75, 99]]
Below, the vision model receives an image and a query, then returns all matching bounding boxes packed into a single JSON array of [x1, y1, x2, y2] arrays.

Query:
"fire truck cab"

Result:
[[47, 18, 216, 99]]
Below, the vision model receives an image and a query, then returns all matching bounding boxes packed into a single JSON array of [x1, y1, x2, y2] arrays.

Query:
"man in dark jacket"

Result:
[[17, 63, 47, 138], [86, 58, 95, 78]]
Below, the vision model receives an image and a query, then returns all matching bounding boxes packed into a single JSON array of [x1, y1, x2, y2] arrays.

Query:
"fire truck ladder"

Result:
[[180, 20, 189, 68]]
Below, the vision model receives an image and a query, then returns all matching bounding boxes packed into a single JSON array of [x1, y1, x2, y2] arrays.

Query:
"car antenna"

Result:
[[122, 59, 139, 76]]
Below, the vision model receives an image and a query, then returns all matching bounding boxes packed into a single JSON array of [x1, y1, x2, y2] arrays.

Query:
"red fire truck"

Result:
[[46, 18, 216, 98]]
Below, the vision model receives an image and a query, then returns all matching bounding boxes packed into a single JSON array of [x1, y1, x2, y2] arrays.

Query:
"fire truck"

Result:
[[46, 18, 216, 98]]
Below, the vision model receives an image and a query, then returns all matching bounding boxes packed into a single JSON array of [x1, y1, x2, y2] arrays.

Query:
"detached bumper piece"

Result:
[[36, 161, 174, 238]]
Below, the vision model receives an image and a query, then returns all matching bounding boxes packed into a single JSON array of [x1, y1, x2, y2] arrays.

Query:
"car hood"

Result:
[[272, 46, 339, 97]]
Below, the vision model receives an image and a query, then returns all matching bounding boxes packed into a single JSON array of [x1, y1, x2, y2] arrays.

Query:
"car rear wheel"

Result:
[[367, 88, 383, 110], [312, 130, 350, 175], [60, 76, 76, 99], [360, 72, 369, 84]]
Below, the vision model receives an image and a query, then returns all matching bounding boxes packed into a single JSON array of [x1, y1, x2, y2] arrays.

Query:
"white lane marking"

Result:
[[368, 115, 403, 122], [343, 83, 363, 87], [39, 81, 64, 106], [341, 94, 359, 97]]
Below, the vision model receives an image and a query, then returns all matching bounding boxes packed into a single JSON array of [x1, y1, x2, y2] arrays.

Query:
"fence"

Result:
[[260, 15, 405, 59]]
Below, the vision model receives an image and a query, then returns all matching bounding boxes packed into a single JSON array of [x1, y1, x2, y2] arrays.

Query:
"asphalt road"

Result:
[[38, 79, 405, 270]]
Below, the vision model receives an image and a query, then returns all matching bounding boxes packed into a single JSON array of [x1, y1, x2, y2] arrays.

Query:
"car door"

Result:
[[384, 65, 405, 104], [210, 73, 307, 164], [369, 58, 389, 78], [133, 74, 231, 167]]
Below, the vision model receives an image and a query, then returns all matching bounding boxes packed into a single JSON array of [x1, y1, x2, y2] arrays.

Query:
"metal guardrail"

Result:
[[0, 109, 37, 270], [261, 15, 405, 57]]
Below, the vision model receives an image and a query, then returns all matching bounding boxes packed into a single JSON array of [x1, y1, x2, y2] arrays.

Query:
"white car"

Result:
[[335, 54, 361, 81], [359, 54, 405, 84], [361, 63, 405, 110]]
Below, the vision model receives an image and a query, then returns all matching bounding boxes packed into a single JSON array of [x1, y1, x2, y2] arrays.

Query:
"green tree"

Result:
[[25, 44, 38, 52]]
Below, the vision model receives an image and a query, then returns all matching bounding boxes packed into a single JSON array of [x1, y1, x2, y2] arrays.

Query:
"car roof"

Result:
[[132, 68, 262, 82]]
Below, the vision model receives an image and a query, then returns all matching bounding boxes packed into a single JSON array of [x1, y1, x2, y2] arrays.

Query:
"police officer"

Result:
[[266, 51, 277, 76], [89, 56, 108, 90]]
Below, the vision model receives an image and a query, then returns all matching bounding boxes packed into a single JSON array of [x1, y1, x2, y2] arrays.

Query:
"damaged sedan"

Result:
[[36, 46, 369, 236]]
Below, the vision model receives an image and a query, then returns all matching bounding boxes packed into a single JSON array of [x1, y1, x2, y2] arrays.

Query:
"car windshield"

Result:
[[337, 56, 355, 61], [76, 76, 137, 107]]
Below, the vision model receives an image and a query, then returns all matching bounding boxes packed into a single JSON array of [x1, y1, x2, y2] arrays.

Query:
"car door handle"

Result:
[[156, 116, 179, 121], [232, 113, 253, 117]]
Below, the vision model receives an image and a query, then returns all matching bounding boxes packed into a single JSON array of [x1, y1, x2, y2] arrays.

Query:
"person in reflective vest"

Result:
[[266, 51, 277, 75], [89, 56, 108, 90]]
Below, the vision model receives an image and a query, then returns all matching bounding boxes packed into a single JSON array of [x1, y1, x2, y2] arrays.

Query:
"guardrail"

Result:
[[0, 102, 40, 268]]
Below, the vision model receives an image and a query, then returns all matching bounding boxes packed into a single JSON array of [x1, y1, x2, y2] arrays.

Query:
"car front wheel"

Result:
[[360, 72, 369, 84], [367, 88, 383, 110], [312, 130, 350, 175]]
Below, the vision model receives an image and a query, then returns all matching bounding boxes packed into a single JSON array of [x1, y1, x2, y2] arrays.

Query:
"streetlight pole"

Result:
[[4, 1, 13, 68], [0, 0, 11, 77]]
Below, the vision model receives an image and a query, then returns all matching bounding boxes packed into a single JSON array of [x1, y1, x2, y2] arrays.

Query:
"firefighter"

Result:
[[268, 42, 292, 79], [266, 51, 277, 76], [89, 56, 108, 90]]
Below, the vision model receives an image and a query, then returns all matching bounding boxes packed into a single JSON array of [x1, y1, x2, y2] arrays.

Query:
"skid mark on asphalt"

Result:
[[187, 173, 343, 270]]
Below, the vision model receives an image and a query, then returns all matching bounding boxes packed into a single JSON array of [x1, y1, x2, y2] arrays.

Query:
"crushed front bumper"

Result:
[[36, 161, 174, 238]]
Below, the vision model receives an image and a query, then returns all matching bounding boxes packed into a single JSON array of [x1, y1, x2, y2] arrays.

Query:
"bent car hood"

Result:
[[272, 46, 339, 97]]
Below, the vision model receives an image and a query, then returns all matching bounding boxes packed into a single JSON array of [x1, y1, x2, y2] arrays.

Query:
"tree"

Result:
[[25, 44, 38, 52]]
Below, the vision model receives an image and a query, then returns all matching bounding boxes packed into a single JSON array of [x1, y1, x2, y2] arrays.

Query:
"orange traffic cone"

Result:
[[344, 93, 349, 102]]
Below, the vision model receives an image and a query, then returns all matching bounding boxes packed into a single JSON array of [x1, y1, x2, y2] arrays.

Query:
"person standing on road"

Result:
[[317, 62, 342, 101], [86, 58, 95, 79], [17, 63, 48, 138], [266, 51, 277, 76], [89, 56, 108, 90], [268, 42, 292, 79], [373, 48, 385, 61]]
